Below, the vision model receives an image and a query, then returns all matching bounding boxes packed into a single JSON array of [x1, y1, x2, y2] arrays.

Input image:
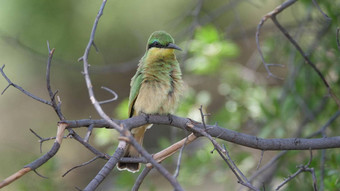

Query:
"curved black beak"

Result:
[[167, 43, 182, 51]]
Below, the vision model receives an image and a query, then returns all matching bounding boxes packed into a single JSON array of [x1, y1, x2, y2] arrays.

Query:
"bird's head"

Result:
[[145, 31, 181, 59]]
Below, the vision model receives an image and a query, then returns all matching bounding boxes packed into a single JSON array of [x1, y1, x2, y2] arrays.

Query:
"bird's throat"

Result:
[[146, 48, 175, 63]]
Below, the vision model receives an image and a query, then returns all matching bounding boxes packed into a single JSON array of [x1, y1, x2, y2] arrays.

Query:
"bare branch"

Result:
[[128, 132, 184, 191], [319, 149, 326, 191], [63, 114, 340, 151], [30, 128, 69, 153], [256, 0, 340, 107], [84, 141, 126, 191], [45, 42, 65, 120], [0, 168, 31, 188], [192, 107, 258, 190], [0, 65, 52, 105], [256, 0, 297, 80], [311, 0, 331, 22], [256, 150, 265, 170], [275, 150, 317, 191], [173, 135, 188, 178], [147, 133, 197, 166], [0, 122, 67, 188]]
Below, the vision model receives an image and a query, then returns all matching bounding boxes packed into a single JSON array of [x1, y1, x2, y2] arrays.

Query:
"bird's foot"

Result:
[[187, 118, 201, 125], [140, 112, 150, 124], [167, 114, 173, 125]]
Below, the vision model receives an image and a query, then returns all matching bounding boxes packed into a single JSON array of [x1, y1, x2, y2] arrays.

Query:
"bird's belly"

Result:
[[134, 82, 177, 115]]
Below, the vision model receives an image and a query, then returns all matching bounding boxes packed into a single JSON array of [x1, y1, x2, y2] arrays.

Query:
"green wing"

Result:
[[128, 71, 143, 117]]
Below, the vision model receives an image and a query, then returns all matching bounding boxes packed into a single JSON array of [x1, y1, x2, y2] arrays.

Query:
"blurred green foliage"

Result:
[[185, 25, 239, 74]]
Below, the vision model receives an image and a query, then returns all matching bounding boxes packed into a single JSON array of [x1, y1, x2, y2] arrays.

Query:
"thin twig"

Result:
[[98, 86, 118, 105], [0, 65, 52, 105], [256, 150, 265, 170], [249, 151, 287, 182], [255, 0, 297, 80], [215, 144, 259, 191], [195, 108, 258, 190], [311, 0, 331, 22], [30, 128, 69, 153], [173, 135, 189, 178], [62, 156, 101, 177], [131, 167, 152, 191], [45, 41, 65, 120], [0, 122, 67, 189], [275, 149, 317, 191], [270, 15, 340, 108], [198, 105, 208, 129]]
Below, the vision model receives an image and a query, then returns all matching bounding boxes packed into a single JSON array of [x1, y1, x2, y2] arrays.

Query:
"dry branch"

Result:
[[63, 115, 340, 151], [0, 122, 67, 189], [146, 133, 197, 167]]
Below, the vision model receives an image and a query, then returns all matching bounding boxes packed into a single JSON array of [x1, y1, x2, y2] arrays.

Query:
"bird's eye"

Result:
[[154, 42, 160, 46], [148, 41, 163, 49]]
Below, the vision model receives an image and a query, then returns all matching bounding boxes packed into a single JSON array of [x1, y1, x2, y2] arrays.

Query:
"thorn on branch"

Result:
[[33, 169, 48, 179], [92, 41, 99, 53], [1, 83, 12, 95]]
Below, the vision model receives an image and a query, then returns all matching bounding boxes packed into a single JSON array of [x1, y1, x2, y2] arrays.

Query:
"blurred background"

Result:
[[0, 0, 339, 190]]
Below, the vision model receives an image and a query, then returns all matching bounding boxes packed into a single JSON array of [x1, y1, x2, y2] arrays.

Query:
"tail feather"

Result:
[[117, 124, 151, 172]]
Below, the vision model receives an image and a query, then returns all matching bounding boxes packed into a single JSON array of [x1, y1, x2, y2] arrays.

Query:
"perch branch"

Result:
[[62, 114, 340, 151]]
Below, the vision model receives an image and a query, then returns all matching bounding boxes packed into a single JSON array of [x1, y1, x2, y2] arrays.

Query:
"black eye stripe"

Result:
[[148, 41, 166, 49]]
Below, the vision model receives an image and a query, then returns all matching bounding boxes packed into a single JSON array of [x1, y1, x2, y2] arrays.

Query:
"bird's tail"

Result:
[[117, 124, 151, 172]]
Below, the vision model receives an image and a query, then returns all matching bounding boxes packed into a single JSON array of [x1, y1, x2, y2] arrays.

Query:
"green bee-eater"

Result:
[[117, 31, 184, 172]]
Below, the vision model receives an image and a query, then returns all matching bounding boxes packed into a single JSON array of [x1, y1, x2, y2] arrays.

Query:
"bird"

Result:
[[117, 31, 184, 172]]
